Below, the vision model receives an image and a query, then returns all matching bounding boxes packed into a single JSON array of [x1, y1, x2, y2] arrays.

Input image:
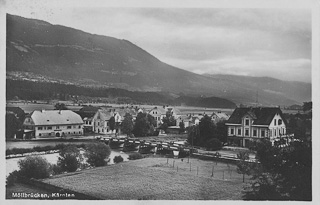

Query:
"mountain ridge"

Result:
[[6, 14, 311, 106]]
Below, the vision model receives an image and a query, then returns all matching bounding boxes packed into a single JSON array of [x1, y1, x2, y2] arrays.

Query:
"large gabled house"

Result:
[[148, 106, 167, 127], [23, 110, 84, 139], [225, 107, 292, 147]]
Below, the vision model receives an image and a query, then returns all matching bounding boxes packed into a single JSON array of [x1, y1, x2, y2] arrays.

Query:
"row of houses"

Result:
[[17, 105, 230, 139], [10, 104, 294, 148]]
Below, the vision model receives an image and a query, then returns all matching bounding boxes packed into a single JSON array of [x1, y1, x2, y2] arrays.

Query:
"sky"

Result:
[[2, 0, 313, 83]]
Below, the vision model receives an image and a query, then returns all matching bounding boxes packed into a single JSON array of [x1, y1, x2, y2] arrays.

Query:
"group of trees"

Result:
[[7, 142, 111, 186], [120, 112, 158, 137], [132, 112, 158, 137], [238, 139, 311, 201], [187, 115, 227, 150]]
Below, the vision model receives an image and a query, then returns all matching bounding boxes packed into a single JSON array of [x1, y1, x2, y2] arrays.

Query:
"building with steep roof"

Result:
[[225, 107, 292, 147], [148, 106, 167, 127], [211, 111, 229, 124], [22, 110, 84, 138]]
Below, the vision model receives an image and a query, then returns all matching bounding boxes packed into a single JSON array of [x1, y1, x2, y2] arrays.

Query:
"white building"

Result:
[[225, 107, 291, 147], [23, 110, 84, 138]]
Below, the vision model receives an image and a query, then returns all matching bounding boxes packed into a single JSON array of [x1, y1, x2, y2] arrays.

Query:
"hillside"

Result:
[[6, 14, 311, 106]]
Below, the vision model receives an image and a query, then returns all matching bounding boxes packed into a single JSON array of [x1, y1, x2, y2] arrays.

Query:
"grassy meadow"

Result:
[[42, 157, 246, 200]]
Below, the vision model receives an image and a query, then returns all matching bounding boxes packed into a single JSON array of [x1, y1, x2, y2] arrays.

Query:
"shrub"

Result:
[[113, 155, 124, 163], [84, 142, 111, 167], [57, 145, 81, 172], [18, 156, 51, 179], [6, 170, 20, 187], [51, 164, 63, 175], [128, 152, 143, 160], [206, 138, 222, 151]]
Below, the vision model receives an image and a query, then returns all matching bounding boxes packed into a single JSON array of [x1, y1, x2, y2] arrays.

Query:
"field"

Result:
[[42, 157, 246, 200]]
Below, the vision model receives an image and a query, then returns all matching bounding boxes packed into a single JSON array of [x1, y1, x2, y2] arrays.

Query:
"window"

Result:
[[237, 129, 241, 136], [274, 119, 276, 126], [68, 132, 70, 134], [47, 126, 52, 130], [274, 129, 277, 137], [38, 127, 43, 130], [245, 119, 249, 126], [79, 125, 81, 128], [79, 131, 81, 134], [49, 133, 51, 136], [245, 129, 249, 136], [253, 130, 257, 137], [230, 128, 234, 135], [261, 130, 265, 137], [67, 126, 71, 129], [39, 133, 41, 137], [74, 132, 76, 134], [278, 119, 282, 125], [279, 129, 281, 136], [56, 126, 60, 129], [98, 122, 100, 126]]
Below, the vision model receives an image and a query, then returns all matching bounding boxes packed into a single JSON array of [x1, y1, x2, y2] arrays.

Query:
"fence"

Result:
[[164, 158, 249, 182]]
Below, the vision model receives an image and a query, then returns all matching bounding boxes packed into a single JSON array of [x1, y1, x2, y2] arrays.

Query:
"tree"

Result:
[[236, 151, 252, 182], [179, 121, 185, 133], [18, 156, 52, 179], [198, 115, 216, 146], [84, 142, 111, 167], [6, 112, 21, 139], [242, 139, 312, 201], [57, 145, 81, 172], [121, 113, 134, 137], [187, 125, 200, 147], [109, 116, 116, 135], [133, 113, 156, 137], [215, 121, 227, 143], [160, 111, 176, 132], [206, 138, 222, 151], [54, 103, 68, 110], [302, 101, 312, 112]]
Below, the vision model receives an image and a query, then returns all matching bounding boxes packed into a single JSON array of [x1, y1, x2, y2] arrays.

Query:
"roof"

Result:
[[29, 110, 83, 126], [149, 106, 166, 115], [166, 107, 182, 115], [6, 106, 25, 117], [95, 110, 113, 121], [226, 107, 285, 125], [212, 112, 229, 120]]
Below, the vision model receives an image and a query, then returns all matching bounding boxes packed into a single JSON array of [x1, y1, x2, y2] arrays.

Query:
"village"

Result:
[[5, 100, 312, 200]]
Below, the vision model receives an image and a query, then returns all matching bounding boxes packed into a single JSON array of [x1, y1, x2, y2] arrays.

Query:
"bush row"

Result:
[[6, 143, 88, 156]]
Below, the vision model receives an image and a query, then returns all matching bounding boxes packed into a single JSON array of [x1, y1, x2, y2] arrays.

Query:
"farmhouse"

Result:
[[148, 106, 167, 127], [225, 107, 292, 147], [22, 110, 84, 138]]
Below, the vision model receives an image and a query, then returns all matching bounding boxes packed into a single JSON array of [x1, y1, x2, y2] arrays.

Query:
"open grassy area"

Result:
[[42, 157, 246, 200]]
